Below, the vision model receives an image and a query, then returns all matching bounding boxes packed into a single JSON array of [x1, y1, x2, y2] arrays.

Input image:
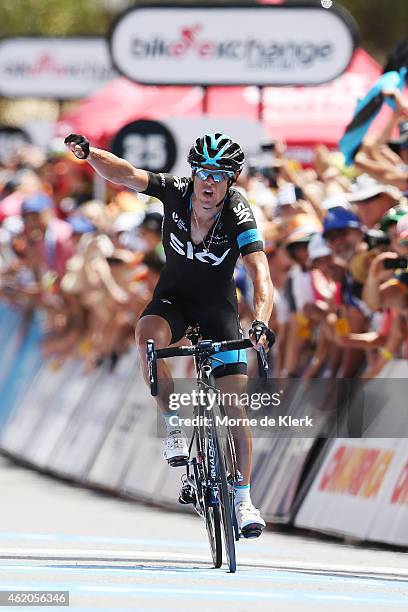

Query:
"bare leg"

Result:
[[135, 315, 173, 414]]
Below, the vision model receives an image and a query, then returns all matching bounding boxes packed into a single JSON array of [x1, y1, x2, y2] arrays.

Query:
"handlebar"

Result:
[[154, 338, 253, 360], [147, 333, 276, 396]]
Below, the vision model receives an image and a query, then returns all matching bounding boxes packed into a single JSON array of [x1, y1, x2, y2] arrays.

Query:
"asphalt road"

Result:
[[1, 454, 408, 611]]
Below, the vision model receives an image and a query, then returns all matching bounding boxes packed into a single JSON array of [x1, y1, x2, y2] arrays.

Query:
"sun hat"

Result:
[[346, 174, 400, 203]]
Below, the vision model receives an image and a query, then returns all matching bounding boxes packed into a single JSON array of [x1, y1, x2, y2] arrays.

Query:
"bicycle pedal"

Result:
[[178, 486, 196, 506], [241, 524, 264, 539], [167, 457, 188, 468]]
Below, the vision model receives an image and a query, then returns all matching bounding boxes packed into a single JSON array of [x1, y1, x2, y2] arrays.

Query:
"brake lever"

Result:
[[251, 327, 268, 380], [257, 345, 268, 380]]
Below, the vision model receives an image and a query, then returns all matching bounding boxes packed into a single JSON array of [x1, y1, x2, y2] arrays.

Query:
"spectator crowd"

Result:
[[1, 109, 408, 379]]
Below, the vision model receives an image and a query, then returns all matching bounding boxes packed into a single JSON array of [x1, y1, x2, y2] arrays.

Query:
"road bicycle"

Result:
[[146, 325, 273, 573]]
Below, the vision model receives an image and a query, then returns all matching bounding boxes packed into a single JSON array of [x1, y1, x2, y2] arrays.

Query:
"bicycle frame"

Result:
[[187, 337, 229, 509], [187, 345, 239, 570]]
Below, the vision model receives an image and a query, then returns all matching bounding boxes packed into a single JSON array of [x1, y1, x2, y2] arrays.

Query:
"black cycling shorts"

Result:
[[140, 293, 247, 378]]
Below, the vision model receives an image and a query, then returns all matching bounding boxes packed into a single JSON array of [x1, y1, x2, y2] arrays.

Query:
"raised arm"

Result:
[[64, 134, 149, 192]]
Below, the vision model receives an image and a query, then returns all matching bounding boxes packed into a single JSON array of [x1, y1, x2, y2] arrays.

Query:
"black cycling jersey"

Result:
[[141, 171, 263, 299], [140, 171, 264, 376]]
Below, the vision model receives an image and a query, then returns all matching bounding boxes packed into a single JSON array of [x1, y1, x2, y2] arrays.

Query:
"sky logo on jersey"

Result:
[[233, 201, 253, 225], [170, 232, 230, 265]]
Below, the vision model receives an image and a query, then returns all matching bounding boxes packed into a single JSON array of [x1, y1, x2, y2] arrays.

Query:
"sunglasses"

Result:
[[195, 168, 235, 182]]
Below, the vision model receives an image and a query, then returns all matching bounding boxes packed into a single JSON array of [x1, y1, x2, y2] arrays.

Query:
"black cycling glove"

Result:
[[64, 134, 90, 159], [249, 320, 275, 346]]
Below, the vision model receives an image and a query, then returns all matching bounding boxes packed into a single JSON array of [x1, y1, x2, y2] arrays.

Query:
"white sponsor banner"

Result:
[[367, 446, 408, 546], [87, 353, 152, 490], [26, 362, 94, 468], [295, 437, 408, 543], [109, 5, 356, 86], [253, 437, 317, 521], [0, 361, 70, 458], [250, 378, 333, 521], [48, 355, 135, 479], [111, 117, 266, 177], [89, 352, 193, 502], [0, 37, 116, 98]]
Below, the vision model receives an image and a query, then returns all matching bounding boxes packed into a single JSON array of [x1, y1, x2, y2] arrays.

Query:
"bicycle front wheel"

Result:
[[204, 503, 222, 568], [197, 416, 222, 568], [211, 411, 236, 573]]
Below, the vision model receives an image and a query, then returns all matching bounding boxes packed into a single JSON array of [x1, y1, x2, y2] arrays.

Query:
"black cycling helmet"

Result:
[[188, 132, 245, 174]]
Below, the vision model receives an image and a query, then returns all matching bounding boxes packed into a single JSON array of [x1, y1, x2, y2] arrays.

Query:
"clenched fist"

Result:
[[64, 134, 90, 160]]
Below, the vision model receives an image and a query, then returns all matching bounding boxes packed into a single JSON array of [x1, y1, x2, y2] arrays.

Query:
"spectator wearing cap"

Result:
[[301, 234, 344, 379], [380, 207, 408, 252], [347, 174, 401, 228], [280, 226, 318, 377], [323, 207, 371, 376], [323, 206, 364, 262], [59, 214, 96, 298], [68, 214, 96, 242], [22, 192, 73, 281]]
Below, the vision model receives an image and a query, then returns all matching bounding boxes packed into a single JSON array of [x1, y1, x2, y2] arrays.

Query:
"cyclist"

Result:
[[65, 132, 274, 537]]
